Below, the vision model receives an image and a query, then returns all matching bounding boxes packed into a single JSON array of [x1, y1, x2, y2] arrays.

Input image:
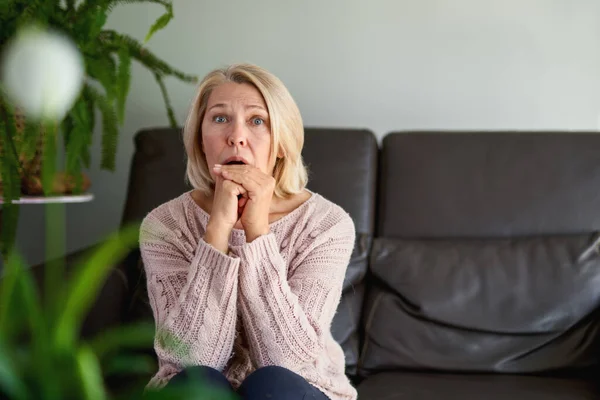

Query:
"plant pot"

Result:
[[21, 171, 91, 196], [0, 110, 91, 198]]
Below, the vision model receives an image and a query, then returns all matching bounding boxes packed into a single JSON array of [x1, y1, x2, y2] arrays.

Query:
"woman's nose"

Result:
[[227, 122, 248, 147]]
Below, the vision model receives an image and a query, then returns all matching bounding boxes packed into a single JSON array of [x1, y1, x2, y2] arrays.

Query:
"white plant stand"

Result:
[[0, 193, 94, 205]]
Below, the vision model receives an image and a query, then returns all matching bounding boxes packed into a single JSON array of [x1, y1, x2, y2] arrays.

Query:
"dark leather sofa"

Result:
[[56, 128, 600, 399]]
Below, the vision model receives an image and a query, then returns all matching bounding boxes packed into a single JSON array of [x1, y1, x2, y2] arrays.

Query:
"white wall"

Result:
[[12, 0, 600, 266]]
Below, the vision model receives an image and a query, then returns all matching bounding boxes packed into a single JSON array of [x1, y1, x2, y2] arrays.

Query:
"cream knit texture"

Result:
[[139, 190, 357, 400]]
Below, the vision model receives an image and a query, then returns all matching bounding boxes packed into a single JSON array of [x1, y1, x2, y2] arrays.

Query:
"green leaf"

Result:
[[20, 118, 42, 166], [0, 254, 31, 399], [88, 8, 108, 42], [102, 31, 198, 83], [0, 341, 28, 400], [8, 251, 59, 398], [87, 55, 118, 103], [54, 223, 140, 350], [76, 344, 106, 400], [144, 378, 240, 400], [0, 251, 21, 336], [15, 5, 43, 29], [86, 85, 119, 170], [73, 2, 108, 49], [65, 98, 90, 191], [12, 255, 46, 352], [144, 7, 172, 44], [0, 104, 21, 260], [154, 73, 177, 127], [64, 125, 85, 193], [104, 353, 156, 376], [41, 121, 58, 195], [90, 321, 155, 359], [105, 0, 172, 14], [81, 90, 96, 168], [116, 47, 131, 124]]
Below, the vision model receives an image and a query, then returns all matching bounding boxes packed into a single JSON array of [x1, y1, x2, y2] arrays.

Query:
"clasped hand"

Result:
[[204, 164, 275, 253]]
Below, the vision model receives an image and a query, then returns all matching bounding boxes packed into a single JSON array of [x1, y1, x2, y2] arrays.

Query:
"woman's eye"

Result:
[[252, 117, 264, 126], [214, 116, 227, 123]]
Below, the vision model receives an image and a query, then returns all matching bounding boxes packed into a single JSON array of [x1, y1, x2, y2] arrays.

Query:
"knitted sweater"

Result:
[[139, 190, 358, 400]]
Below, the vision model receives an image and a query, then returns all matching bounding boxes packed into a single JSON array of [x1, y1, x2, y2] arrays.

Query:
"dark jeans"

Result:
[[167, 365, 330, 399]]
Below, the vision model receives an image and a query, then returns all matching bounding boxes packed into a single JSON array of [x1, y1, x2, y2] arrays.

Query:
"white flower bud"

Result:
[[1, 27, 84, 121]]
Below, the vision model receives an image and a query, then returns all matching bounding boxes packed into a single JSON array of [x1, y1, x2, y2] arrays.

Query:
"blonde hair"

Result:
[[183, 63, 308, 198]]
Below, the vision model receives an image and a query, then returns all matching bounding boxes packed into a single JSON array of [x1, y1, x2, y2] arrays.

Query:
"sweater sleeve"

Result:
[[139, 213, 239, 387], [231, 211, 355, 371]]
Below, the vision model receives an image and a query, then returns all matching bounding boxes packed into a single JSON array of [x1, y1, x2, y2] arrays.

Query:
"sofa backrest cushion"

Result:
[[121, 127, 190, 227], [376, 132, 600, 238]]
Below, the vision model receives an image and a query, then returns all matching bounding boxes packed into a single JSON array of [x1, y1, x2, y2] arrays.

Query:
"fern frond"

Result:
[[116, 47, 131, 124], [86, 84, 119, 170], [154, 73, 177, 127], [86, 54, 117, 102], [64, 99, 91, 193], [69, 5, 107, 49], [105, 0, 172, 13], [20, 117, 42, 171], [0, 101, 23, 177], [82, 92, 95, 168], [101, 30, 197, 83], [0, 103, 22, 260], [0, 1, 20, 27], [14, 3, 47, 30], [41, 121, 58, 195], [143, 3, 172, 43]]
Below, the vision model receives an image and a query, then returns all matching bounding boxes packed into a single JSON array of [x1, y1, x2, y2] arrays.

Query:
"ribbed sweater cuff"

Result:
[[232, 233, 284, 275], [193, 238, 240, 279]]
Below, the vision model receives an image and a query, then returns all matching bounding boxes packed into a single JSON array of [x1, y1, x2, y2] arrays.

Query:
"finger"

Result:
[[213, 164, 271, 182], [220, 169, 263, 192], [222, 179, 247, 197], [213, 165, 274, 196], [216, 164, 264, 177]]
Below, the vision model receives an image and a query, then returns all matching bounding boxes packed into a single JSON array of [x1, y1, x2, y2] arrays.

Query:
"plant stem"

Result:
[[45, 201, 66, 321], [41, 121, 66, 322]]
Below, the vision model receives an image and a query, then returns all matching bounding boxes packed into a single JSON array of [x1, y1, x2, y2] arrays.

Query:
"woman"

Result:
[[139, 63, 357, 400]]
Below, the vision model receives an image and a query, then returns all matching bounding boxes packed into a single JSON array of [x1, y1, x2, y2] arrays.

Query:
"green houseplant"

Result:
[[0, 220, 236, 399], [0, 4, 234, 398], [0, 0, 198, 258]]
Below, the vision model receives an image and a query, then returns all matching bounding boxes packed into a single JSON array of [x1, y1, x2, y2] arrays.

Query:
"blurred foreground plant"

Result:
[[0, 220, 235, 399]]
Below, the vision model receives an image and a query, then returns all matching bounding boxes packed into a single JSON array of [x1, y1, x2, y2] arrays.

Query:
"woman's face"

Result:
[[201, 82, 274, 178]]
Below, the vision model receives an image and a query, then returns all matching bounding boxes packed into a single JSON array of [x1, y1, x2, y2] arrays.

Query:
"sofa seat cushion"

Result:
[[360, 234, 600, 375], [357, 371, 599, 400]]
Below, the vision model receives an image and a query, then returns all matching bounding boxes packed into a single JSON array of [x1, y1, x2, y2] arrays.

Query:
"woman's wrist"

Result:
[[245, 225, 270, 243], [205, 219, 232, 254]]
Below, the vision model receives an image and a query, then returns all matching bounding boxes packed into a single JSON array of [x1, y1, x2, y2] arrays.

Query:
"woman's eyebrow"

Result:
[[207, 103, 228, 111], [245, 104, 267, 112]]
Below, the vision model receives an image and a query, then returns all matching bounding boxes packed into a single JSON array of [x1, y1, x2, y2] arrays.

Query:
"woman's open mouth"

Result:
[[222, 156, 250, 165]]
